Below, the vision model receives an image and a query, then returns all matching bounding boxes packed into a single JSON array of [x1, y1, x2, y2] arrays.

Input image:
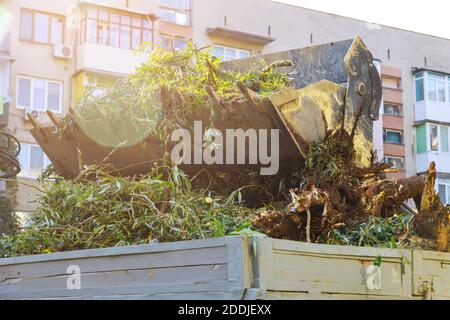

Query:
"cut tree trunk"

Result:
[[413, 162, 449, 252], [361, 175, 425, 217]]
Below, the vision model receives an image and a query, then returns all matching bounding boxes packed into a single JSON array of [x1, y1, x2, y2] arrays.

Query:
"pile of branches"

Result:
[[253, 110, 449, 252], [0, 165, 253, 258], [2, 44, 448, 257]]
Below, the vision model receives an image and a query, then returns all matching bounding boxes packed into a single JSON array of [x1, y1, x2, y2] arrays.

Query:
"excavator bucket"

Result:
[[224, 36, 382, 167], [29, 36, 381, 179]]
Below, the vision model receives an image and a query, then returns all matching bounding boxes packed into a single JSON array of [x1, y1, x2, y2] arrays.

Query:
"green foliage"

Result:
[[0, 194, 18, 236], [240, 62, 292, 97], [0, 165, 252, 258], [0, 43, 290, 258], [325, 213, 412, 248], [0, 131, 20, 236], [374, 255, 382, 267], [304, 135, 355, 183], [71, 43, 291, 142]]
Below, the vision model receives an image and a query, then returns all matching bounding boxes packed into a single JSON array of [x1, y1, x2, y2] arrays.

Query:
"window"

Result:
[[16, 76, 63, 113], [384, 156, 404, 170], [382, 77, 400, 90], [213, 45, 251, 61], [80, 6, 153, 49], [437, 179, 450, 205], [160, 35, 188, 51], [18, 144, 51, 179], [441, 126, 449, 153], [415, 73, 424, 102], [159, 0, 191, 25], [173, 38, 188, 51], [159, 9, 190, 25], [427, 73, 446, 102], [35, 13, 49, 43], [430, 125, 439, 151], [428, 124, 450, 153], [416, 124, 427, 154], [20, 10, 33, 40], [383, 103, 402, 116], [383, 129, 403, 144], [414, 71, 450, 103], [20, 9, 64, 45]]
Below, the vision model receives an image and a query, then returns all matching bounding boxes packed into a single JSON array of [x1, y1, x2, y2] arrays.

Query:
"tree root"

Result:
[[252, 104, 449, 251]]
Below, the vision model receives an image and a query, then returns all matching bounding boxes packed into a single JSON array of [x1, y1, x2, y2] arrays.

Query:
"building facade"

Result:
[[1, 0, 450, 214], [414, 69, 450, 204], [381, 65, 406, 180]]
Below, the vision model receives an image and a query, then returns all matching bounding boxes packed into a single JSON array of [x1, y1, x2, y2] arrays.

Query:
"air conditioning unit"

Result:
[[84, 75, 98, 87], [53, 44, 73, 59], [23, 109, 41, 122]]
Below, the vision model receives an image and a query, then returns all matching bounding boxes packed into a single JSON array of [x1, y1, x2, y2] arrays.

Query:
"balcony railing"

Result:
[[415, 100, 450, 123], [76, 42, 150, 76], [416, 151, 450, 174], [415, 71, 450, 123]]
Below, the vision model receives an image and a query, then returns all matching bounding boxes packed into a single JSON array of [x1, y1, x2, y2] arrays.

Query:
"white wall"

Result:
[[372, 60, 384, 161], [416, 152, 450, 174], [415, 100, 450, 123], [0, 60, 10, 101], [76, 43, 149, 76]]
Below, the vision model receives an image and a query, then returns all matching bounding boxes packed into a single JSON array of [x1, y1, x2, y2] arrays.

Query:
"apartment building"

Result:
[[1, 0, 450, 214], [380, 65, 405, 180], [414, 69, 450, 205]]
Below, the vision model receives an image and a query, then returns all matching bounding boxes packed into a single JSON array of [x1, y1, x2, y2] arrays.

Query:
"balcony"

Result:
[[416, 151, 450, 174], [206, 27, 275, 46], [414, 70, 450, 123], [76, 43, 149, 76], [415, 100, 450, 123], [75, 2, 156, 76]]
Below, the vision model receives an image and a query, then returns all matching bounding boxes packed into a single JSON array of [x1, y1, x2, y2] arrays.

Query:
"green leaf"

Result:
[[213, 219, 224, 238], [374, 255, 382, 267]]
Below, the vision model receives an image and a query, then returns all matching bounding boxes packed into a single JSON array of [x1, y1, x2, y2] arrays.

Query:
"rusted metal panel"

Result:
[[31, 111, 164, 179], [412, 250, 450, 299]]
